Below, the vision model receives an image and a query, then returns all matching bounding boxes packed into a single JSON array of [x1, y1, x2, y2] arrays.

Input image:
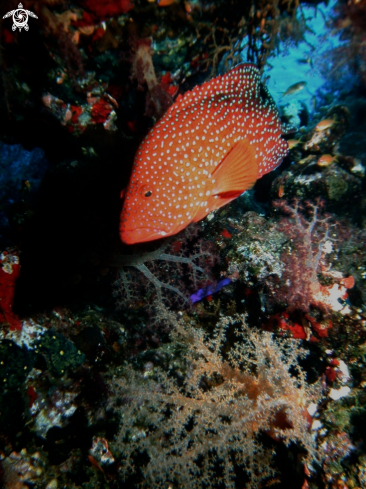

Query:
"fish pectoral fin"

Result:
[[192, 140, 259, 222], [211, 139, 258, 197]]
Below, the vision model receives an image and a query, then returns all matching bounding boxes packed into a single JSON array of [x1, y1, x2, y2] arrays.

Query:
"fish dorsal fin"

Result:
[[192, 140, 258, 222]]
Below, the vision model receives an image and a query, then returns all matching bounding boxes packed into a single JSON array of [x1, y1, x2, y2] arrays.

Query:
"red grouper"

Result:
[[120, 63, 288, 244]]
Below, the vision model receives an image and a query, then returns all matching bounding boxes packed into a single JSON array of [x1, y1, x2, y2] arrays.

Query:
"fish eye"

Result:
[[139, 185, 153, 198]]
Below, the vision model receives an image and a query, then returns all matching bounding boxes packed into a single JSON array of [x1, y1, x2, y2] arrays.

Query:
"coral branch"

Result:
[[112, 226, 218, 310], [271, 199, 334, 313], [111, 314, 319, 488]]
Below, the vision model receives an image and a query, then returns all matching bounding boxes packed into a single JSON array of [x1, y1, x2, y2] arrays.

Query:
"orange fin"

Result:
[[212, 139, 258, 196], [193, 140, 258, 222], [208, 139, 258, 211]]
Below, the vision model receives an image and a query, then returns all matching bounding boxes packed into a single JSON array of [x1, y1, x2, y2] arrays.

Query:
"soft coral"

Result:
[[0, 250, 22, 331], [130, 38, 175, 118], [76, 0, 134, 20]]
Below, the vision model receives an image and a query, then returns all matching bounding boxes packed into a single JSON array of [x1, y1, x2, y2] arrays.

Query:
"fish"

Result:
[[120, 63, 288, 244], [279, 81, 307, 99], [278, 184, 285, 198], [311, 95, 317, 112], [296, 57, 313, 68], [317, 154, 336, 167], [287, 139, 301, 150], [315, 118, 336, 132], [190, 278, 232, 303]]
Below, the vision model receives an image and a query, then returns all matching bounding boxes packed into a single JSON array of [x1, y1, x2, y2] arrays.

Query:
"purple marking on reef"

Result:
[[190, 278, 232, 303]]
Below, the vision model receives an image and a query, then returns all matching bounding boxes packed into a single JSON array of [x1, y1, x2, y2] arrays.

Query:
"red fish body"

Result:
[[120, 64, 288, 244]]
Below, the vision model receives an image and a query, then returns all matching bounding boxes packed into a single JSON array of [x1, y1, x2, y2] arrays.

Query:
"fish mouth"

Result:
[[120, 227, 169, 245]]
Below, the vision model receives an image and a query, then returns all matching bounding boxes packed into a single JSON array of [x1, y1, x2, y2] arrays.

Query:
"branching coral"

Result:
[[270, 199, 334, 313], [270, 199, 356, 321], [111, 314, 319, 488], [112, 226, 217, 308]]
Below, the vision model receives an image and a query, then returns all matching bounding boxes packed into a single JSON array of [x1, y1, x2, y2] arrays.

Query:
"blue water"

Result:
[[263, 0, 345, 113]]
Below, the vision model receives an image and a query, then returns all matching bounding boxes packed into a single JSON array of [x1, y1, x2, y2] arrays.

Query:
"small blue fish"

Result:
[[190, 278, 231, 303]]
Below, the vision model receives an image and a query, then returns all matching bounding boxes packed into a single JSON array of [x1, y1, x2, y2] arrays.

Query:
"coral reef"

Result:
[[0, 1, 366, 488], [1, 449, 43, 489], [328, 0, 366, 87], [111, 314, 318, 489], [130, 37, 175, 118], [112, 225, 218, 309], [271, 105, 364, 206], [269, 199, 335, 314], [0, 0, 318, 137], [0, 250, 22, 331]]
